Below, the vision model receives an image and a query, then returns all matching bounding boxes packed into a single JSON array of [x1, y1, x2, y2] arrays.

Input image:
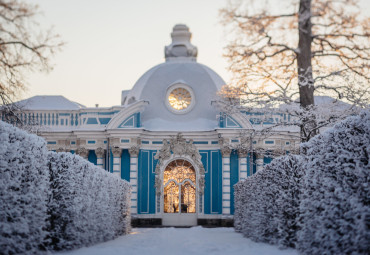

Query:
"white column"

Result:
[[129, 146, 140, 215], [238, 149, 248, 180], [112, 147, 122, 177], [221, 146, 231, 215], [95, 147, 105, 169], [256, 150, 265, 172]]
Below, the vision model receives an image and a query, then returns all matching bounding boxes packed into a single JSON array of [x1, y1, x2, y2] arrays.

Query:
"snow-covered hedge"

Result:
[[297, 111, 370, 255], [234, 155, 304, 248], [47, 152, 131, 250], [234, 111, 369, 254], [0, 121, 49, 254], [0, 120, 131, 254]]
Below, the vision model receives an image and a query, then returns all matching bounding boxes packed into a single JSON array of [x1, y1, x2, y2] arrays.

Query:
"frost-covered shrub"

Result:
[[298, 110, 370, 255], [234, 172, 273, 242], [47, 152, 131, 250], [0, 121, 49, 255], [234, 154, 304, 248], [0, 121, 131, 253]]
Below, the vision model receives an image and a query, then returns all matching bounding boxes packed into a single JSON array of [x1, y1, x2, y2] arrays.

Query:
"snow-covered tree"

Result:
[[0, 120, 49, 254], [298, 110, 370, 255], [219, 0, 370, 142]]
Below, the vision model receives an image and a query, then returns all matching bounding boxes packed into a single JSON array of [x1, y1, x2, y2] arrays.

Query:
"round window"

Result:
[[166, 84, 195, 114]]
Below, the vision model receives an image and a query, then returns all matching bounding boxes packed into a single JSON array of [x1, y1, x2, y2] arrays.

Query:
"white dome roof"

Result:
[[125, 61, 225, 102], [123, 24, 226, 131]]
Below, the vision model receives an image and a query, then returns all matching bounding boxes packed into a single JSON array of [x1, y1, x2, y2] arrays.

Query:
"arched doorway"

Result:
[[162, 159, 197, 226]]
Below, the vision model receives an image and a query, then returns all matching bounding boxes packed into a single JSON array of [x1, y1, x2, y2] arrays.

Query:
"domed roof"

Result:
[[123, 24, 226, 131], [125, 61, 225, 103]]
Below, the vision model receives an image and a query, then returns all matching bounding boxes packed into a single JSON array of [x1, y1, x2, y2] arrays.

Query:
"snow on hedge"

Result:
[[47, 152, 131, 251], [234, 110, 369, 253], [234, 154, 304, 248], [0, 121, 49, 254], [0, 120, 131, 254], [297, 110, 370, 255]]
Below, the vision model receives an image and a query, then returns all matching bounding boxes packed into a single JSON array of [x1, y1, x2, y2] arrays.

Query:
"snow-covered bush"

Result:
[[0, 121, 49, 254], [234, 154, 304, 248], [47, 152, 131, 250], [297, 110, 370, 255], [0, 120, 131, 254]]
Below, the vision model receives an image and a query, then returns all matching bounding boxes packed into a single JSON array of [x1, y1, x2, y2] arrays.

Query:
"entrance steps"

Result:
[[131, 218, 234, 228]]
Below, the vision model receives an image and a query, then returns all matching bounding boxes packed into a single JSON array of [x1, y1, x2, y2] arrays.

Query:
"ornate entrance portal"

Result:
[[163, 159, 196, 214], [162, 159, 198, 226], [154, 134, 205, 226]]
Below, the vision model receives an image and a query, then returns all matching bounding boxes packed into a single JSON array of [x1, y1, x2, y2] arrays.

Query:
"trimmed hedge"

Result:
[[47, 152, 131, 250], [298, 111, 370, 255], [0, 121, 49, 254], [234, 111, 370, 254], [234, 155, 304, 248], [0, 121, 131, 254]]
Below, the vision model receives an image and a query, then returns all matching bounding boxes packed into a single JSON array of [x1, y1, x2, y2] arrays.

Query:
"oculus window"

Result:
[[165, 84, 195, 114]]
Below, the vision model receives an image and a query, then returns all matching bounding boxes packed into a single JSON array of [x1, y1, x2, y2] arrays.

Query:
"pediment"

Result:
[[106, 100, 148, 129]]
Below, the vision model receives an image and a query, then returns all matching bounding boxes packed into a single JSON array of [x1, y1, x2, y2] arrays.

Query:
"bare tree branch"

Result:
[[0, 0, 63, 127], [219, 0, 369, 142]]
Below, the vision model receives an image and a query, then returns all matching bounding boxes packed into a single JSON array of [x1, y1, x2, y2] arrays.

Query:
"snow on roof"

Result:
[[125, 61, 225, 103], [314, 96, 350, 108], [279, 96, 352, 111], [14, 96, 85, 110]]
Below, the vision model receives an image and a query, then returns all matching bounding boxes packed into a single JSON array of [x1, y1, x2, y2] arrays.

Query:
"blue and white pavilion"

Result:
[[7, 24, 299, 226]]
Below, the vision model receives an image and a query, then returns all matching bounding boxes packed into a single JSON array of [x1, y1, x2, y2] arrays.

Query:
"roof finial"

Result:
[[165, 24, 197, 62]]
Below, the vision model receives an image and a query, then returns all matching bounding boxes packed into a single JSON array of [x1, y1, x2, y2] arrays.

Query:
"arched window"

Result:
[[163, 159, 196, 213]]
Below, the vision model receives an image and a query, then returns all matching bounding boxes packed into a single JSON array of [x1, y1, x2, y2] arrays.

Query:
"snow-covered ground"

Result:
[[56, 227, 299, 255]]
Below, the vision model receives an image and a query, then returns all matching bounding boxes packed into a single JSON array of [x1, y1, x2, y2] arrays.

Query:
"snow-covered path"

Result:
[[56, 227, 299, 255]]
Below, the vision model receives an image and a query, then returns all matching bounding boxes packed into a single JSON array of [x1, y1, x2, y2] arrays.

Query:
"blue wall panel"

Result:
[[200, 150, 222, 214], [246, 152, 251, 176], [212, 151, 222, 214], [88, 150, 97, 165], [121, 149, 130, 181], [104, 153, 107, 171], [110, 150, 113, 173], [230, 150, 239, 215], [138, 150, 156, 214], [200, 151, 210, 213], [253, 153, 257, 174], [139, 151, 149, 213], [264, 150, 273, 165]]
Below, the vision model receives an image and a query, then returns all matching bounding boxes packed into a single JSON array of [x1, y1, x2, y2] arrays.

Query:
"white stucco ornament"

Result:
[[154, 133, 205, 195], [165, 24, 197, 61]]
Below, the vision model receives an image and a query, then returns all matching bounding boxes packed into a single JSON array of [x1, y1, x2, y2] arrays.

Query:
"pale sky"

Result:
[[26, 0, 369, 108], [26, 0, 231, 107]]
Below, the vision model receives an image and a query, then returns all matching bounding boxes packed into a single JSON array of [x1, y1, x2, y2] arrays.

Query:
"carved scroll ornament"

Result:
[[154, 133, 205, 195]]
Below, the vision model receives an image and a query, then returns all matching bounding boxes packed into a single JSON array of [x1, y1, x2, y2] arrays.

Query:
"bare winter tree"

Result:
[[0, 0, 63, 124], [219, 0, 370, 142]]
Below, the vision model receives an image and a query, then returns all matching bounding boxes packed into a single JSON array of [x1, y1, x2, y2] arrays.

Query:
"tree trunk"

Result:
[[297, 0, 316, 142]]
